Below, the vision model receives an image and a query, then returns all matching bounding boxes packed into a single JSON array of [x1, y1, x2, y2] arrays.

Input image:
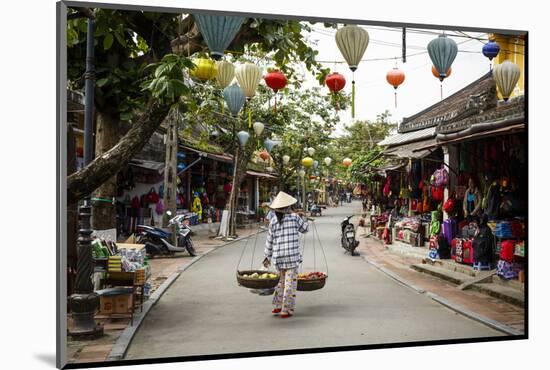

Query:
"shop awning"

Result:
[[129, 159, 164, 173], [377, 126, 436, 147], [246, 170, 278, 179], [413, 123, 525, 151], [182, 145, 233, 163], [384, 138, 438, 159]]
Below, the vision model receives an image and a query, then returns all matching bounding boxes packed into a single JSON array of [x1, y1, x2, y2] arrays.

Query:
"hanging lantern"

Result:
[[428, 34, 458, 81], [298, 169, 306, 178], [223, 83, 245, 116], [324, 157, 332, 166], [302, 157, 314, 168], [252, 121, 264, 136], [386, 66, 405, 108], [177, 163, 186, 172], [264, 138, 276, 153], [259, 150, 270, 161], [216, 60, 235, 88], [431, 65, 452, 79], [191, 58, 218, 81], [482, 40, 500, 62], [313, 160, 319, 169], [307, 147, 315, 156], [177, 152, 186, 161], [236, 63, 262, 127], [237, 131, 250, 147], [335, 25, 370, 119], [193, 14, 245, 60], [282, 155, 290, 164], [325, 72, 346, 110], [493, 60, 521, 101], [236, 63, 263, 98], [264, 70, 287, 112], [343, 158, 352, 168]]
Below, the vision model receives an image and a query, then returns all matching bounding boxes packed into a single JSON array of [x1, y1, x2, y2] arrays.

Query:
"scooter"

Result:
[[341, 215, 360, 256], [308, 200, 322, 217], [136, 211, 197, 257]]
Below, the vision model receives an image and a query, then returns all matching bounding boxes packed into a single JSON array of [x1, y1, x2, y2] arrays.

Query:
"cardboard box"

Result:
[[114, 294, 132, 314], [99, 296, 114, 314]]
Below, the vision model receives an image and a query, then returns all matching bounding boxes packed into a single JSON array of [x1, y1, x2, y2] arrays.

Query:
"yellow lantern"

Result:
[[191, 58, 217, 81], [302, 157, 314, 168]]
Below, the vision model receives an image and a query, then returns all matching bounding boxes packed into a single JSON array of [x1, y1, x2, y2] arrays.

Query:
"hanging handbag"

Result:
[[431, 186, 444, 203], [155, 199, 165, 215], [146, 187, 160, 204]]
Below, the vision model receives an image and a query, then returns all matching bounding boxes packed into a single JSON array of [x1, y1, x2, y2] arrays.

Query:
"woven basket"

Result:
[[297, 276, 327, 291], [236, 270, 280, 289]]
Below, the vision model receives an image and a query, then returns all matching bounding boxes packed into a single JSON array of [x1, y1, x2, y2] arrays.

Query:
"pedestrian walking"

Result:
[[263, 191, 309, 318]]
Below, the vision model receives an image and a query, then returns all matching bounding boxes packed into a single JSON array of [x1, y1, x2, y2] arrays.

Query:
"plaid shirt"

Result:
[[264, 213, 309, 269]]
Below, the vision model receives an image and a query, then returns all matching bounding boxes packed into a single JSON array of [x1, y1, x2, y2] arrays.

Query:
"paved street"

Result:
[[125, 201, 504, 360]]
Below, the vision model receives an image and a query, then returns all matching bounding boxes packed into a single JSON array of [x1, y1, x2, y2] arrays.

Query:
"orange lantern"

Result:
[[431, 65, 452, 100], [343, 158, 352, 168], [432, 65, 452, 79], [386, 66, 405, 108], [259, 150, 270, 161]]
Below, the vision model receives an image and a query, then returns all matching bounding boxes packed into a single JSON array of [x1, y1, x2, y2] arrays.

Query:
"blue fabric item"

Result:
[[495, 221, 513, 238], [194, 15, 245, 58]]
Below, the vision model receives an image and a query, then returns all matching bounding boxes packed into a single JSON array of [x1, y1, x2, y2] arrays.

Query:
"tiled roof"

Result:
[[377, 126, 436, 147]]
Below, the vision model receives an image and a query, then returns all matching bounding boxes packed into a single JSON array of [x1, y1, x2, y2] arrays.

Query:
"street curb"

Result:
[[359, 253, 523, 336], [107, 230, 266, 361]]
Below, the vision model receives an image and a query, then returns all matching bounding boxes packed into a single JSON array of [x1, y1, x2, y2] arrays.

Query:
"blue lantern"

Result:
[[194, 14, 246, 60], [177, 163, 186, 172], [482, 40, 500, 61], [237, 131, 250, 147], [428, 34, 458, 81], [223, 83, 245, 116], [264, 138, 275, 153], [177, 152, 186, 161]]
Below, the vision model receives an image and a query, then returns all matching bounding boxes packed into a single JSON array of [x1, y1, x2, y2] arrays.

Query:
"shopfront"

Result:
[[375, 71, 526, 282]]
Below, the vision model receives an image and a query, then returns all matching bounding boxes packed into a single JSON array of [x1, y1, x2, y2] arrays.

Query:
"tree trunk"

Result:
[[162, 110, 178, 249], [67, 99, 170, 204], [228, 144, 253, 237], [91, 111, 120, 230]]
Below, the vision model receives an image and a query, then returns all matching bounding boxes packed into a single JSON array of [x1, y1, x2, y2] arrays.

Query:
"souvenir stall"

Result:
[[428, 133, 526, 282]]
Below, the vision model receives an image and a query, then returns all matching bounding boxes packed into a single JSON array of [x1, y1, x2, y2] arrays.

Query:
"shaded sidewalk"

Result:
[[67, 227, 262, 364]]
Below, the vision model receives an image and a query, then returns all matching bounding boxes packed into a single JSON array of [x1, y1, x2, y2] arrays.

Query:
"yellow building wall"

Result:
[[490, 34, 525, 100]]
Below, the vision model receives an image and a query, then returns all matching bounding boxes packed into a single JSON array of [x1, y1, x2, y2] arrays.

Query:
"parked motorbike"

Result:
[[341, 215, 360, 256], [308, 200, 322, 217], [136, 211, 197, 257]]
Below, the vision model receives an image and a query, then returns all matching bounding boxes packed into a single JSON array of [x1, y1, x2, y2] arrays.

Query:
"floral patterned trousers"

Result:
[[273, 267, 298, 313]]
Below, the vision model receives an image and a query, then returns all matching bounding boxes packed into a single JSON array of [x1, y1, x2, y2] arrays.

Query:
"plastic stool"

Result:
[[473, 262, 491, 271]]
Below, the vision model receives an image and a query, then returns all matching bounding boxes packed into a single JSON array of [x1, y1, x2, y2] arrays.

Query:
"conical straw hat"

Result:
[[269, 191, 297, 209]]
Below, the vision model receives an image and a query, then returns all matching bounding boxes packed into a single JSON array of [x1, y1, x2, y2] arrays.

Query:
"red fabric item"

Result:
[[500, 240, 515, 263], [443, 197, 456, 214], [431, 186, 444, 203], [462, 240, 474, 265]]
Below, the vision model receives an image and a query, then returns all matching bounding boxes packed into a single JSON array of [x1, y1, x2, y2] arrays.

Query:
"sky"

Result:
[[298, 24, 493, 136]]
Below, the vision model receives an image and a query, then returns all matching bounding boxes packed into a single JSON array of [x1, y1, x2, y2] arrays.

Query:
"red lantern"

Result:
[[386, 67, 405, 108], [325, 72, 346, 110], [264, 70, 287, 112], [325, 72, 346, 92]]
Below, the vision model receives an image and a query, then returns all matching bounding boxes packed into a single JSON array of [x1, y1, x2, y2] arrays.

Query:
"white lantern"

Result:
[[253, 121, 265, 136], [307, 147, 315, 156], [493, 60, 521, 101], [324, 157, 332, 166], [298, 169, 306, 178], [282, 155, 290, 164]]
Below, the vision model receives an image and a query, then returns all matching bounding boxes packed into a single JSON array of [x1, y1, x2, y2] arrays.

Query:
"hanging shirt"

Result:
[[264, 213, 309, 270]]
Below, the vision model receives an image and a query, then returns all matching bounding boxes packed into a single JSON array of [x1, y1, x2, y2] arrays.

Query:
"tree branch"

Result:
[[67, 99, 170, 203]]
